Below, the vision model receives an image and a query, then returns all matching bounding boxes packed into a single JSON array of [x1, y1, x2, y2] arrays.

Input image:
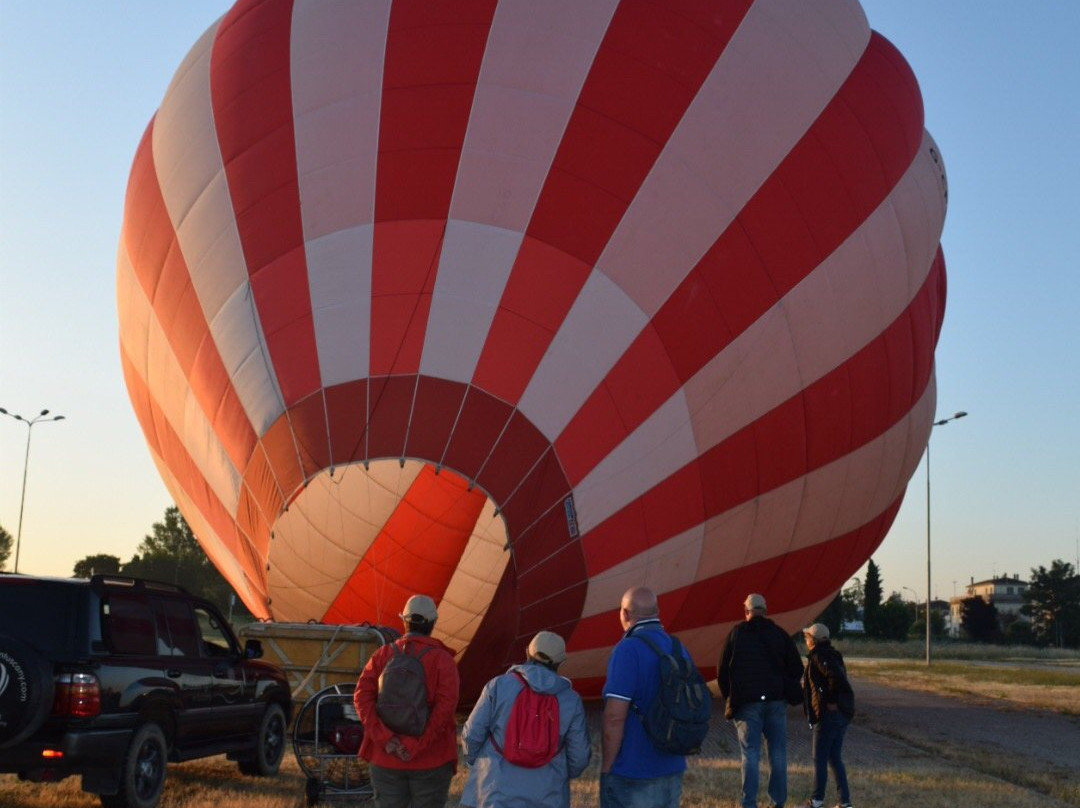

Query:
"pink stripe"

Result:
[[471, 0, 753, 405], [210, 0, 320, 404]]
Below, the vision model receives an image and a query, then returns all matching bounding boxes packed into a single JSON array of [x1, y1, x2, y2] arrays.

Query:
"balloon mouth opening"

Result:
[[265, 457, 511, 649]]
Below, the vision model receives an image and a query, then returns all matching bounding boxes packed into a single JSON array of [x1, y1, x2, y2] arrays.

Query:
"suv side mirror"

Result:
[[243, 639, 264, 660]]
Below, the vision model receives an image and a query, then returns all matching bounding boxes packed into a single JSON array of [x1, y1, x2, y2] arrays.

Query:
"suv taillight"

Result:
[[52, 673, 101, 718]]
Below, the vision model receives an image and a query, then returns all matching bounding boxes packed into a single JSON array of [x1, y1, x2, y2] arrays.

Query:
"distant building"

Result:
[[948, 574, 1029, 637]]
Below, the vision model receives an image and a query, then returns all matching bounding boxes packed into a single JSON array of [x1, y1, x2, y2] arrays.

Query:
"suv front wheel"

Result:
[[101, 722, 167, 808], [238, 703, 286, 776]]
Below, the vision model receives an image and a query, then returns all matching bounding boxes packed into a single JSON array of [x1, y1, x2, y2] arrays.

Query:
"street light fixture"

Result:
[[1, 407, 66, 574], [925, 410, 967, 666]]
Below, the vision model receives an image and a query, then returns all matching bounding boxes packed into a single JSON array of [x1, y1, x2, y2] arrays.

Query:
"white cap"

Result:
[[399, 594, 438, 622], [527, 631, 567, 665], [744, 593, 767, 612]]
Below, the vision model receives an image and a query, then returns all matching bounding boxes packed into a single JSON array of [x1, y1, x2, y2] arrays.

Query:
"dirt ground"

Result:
[[686, 671, 1080, 807]]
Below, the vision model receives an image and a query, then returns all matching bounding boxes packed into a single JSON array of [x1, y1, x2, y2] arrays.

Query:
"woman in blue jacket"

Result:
[[461, 631, 591, 808]]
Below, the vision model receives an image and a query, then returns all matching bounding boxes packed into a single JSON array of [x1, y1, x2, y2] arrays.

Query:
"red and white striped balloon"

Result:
[[117, 0, 947, 696]]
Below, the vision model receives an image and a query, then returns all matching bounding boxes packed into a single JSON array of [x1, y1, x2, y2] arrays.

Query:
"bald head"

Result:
[[620, 587, 659, 628]]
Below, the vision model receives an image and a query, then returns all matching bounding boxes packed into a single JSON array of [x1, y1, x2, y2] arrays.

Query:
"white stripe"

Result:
[[434, 498, 511, 651], [418, 0, 619, 383], [578, 379, 935, 617], [574, 139, 947, 535], [518, 0, 871, 440], [292, 0, 390, 385], [152, 19, 285, 438], [266, 460, 424, 620], [117, 247, 243, 514]]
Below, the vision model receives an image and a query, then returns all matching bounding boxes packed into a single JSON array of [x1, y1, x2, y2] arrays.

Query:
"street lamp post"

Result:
[[1, 407, 66, 574], [925, 410, 967, 665]]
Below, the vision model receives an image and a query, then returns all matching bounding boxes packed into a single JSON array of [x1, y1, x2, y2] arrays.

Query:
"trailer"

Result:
[[238, 621, 398, 702]]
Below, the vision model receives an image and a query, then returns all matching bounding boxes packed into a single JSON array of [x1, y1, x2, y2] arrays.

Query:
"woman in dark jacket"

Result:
[[800, 623, 854, 808]]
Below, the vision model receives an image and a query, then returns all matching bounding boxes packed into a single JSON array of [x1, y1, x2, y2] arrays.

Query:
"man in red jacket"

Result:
[[354, 594, 460, 808]]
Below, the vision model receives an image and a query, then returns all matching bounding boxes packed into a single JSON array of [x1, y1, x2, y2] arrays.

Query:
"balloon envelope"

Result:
[[118, 0, 947, 696]]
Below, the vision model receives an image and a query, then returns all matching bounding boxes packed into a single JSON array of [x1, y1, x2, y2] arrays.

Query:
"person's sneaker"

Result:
[[834, 803, 853, 808], [803, 801, 824, 808]]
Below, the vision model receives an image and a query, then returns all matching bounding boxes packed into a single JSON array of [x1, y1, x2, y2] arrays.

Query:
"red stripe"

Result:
[[556, 32, 927, 485], [369, 0, 497, 375], [568, 498, 903, 659], [471, 0, 754, 404], [211, 0, 320, 404], [322, 464, 487, 624], [580, 253, 946, 576], [121, 121, 257, 472], [120, 351, 269, 612]]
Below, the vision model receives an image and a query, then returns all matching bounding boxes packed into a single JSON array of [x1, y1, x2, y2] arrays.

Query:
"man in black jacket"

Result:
[[800, 623, 854, 808], [717, 593, 803, 808]]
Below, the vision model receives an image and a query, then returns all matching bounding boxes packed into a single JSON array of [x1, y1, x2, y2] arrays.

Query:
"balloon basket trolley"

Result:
[[292, 683, 373, 805]]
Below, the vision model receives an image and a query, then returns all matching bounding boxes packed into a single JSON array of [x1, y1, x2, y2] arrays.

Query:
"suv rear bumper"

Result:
[[0, 728, 133, 778]]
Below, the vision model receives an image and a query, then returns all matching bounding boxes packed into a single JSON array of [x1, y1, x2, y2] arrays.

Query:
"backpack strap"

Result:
[[395, 638, 434, 659], [628, 632, 682, 718], [487, 670, 529, 756]]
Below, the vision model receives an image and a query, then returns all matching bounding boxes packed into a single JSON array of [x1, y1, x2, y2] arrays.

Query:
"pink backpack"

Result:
[[490, 671, 561, 768]]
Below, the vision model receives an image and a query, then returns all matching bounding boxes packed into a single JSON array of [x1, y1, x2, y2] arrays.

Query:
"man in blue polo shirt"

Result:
[[600, 586, 687, 808]]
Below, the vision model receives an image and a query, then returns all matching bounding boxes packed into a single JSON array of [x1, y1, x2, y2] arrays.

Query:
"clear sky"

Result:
[[2, 2, 1078, 605]]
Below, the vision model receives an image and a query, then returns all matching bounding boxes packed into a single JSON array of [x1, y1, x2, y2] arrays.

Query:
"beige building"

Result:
[[947, 574, 1029, 636]]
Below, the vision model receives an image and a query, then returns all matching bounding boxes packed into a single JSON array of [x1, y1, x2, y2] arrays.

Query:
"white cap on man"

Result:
[[527, 630, 567, 665], [399, 594, 438, 622]]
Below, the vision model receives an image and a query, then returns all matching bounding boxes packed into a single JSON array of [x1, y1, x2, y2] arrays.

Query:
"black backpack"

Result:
[[376, 640, 433, 736], [631, 633, 712, 755]]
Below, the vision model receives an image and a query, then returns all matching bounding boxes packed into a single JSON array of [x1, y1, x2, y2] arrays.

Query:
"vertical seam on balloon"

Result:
[[400, 373, 423, 464], [438, 381, 472, 473]]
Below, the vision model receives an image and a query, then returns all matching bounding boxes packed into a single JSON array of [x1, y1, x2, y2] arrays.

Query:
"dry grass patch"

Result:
[[847, 659, 1080, 715]]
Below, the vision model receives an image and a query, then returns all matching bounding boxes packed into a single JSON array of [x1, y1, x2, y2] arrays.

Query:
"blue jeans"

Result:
[[811, 711, 850, 804], [600, 772, 683, 808], [734, 699, 788, 808]]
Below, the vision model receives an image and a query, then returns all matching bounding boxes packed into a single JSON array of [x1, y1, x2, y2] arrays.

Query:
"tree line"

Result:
[[814, 557, 1080, 648]]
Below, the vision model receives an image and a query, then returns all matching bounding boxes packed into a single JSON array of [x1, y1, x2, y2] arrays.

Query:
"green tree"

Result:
[[122, 506, 246, 616], [1022, 560, 1080, 648], [0, 523, 11, 570], [863, 559, 884, 637], [875, 594, 914, 641], [72, 554, 122, 578], [841, 578, 863, 624], [960, 596, 1001, 643]]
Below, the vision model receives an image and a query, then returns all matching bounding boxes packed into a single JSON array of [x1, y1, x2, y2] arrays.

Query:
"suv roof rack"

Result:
[[89, 574, 190, 595]]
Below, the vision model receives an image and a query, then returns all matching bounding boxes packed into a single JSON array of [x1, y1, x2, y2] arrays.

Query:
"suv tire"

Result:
[[0, 634, 54, 749], [101, 722, 167, 808], [238, 702, 287, 776]]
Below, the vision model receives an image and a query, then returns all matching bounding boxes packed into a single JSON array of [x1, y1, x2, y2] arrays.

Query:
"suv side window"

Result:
[[103, 593, 156, 656], [156, 598, 201, 656], [195, 605, 236, 658]]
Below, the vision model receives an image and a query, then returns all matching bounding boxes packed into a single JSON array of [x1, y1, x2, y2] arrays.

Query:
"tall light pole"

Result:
[[1, 407, 66, 574], [926, 410, 967, 665]]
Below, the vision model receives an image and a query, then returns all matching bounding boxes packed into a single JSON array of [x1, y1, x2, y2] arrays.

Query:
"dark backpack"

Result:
[[490, 670, 561, 768], [376, 640, 432, 736], [631, 633, 711, 755]]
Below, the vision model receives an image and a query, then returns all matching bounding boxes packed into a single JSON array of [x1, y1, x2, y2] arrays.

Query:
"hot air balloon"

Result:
[[117, 0, 947, 696]]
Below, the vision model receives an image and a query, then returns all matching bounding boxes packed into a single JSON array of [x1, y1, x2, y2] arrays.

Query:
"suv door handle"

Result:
[[167, 668, 182, 678], [213, 663, 230, 678]]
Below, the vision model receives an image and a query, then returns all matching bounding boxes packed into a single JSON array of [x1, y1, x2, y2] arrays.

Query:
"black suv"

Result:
[[0, 574, 292, 808]]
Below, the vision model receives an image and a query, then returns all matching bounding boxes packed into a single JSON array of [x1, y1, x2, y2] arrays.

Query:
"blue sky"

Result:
[[2, 2, 1078, 604]]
